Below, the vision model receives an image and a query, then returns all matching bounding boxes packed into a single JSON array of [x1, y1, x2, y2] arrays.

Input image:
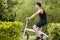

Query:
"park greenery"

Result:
[[47, 23, 60, 40], [0, 21, 22, 40], [0, 0, 60, 22], [0, 0, 60, 40]]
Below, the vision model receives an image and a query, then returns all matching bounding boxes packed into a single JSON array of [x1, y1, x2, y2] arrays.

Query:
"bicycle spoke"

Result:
[[21, 31, 29, 40]]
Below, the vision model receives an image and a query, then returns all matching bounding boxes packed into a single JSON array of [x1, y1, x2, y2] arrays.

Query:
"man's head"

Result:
[[35, 2, 41, 9]]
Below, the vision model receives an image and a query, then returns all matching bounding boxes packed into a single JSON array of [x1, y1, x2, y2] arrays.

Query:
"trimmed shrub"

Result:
[[0, 21, 22, 40], [47, 23, 60, 40]]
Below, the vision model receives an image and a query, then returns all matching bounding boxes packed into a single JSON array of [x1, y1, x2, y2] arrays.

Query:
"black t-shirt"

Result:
[[39, 9, 47, 21]]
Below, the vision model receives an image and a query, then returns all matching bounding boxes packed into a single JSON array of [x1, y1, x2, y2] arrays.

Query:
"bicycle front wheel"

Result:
[[21, 31, 29, 40]]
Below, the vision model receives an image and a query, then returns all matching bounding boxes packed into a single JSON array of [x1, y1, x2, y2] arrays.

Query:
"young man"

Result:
[[26, 2, 47, 40]]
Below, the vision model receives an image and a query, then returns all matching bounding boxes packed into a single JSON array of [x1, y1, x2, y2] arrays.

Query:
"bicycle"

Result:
[[21, 19, 50, 40]]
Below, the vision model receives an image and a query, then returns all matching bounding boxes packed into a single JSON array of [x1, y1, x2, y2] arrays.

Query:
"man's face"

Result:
[[35, 4, 39, 9]]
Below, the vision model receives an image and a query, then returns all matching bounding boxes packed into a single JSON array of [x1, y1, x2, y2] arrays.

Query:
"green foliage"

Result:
[[39, 0, 60, 23], [12, 0, 60, 24], [0, 0, 60, 40], [0, 21, 22, 40], [0, 0, 60, 23], [47, 23, 60, 40], [0, 0, 8, 21], [0, 0, 16, 21]]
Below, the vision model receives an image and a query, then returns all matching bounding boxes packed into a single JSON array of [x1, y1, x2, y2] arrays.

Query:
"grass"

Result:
[[29, 36, 36, 40], [21, 32, 47, 40], [21, 36, 36, 40], [23, 36, 47, 40]]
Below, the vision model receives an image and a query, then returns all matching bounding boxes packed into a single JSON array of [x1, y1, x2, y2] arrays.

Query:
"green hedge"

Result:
[[47, 23, 60, 40], [0, 21, 22, 40]]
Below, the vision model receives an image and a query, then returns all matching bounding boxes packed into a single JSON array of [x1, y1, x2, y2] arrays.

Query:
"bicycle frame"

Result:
[[22, 19, 49, 38]]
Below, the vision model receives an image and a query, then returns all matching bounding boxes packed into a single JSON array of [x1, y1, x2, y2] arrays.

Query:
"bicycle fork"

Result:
[[22, 20, 28, 38]]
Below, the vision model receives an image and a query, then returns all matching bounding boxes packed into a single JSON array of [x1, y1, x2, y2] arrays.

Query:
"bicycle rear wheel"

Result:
[[21, 31, 29, 40], [41, 34, 50, 40]]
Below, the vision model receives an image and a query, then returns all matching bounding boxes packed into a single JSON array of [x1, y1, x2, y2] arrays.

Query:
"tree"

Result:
[[0, 0, 16, 21]]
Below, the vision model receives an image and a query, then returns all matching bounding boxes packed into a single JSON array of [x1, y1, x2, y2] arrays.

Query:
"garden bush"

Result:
[[0, 21, 22, 40], [47, 23, 60, 40]]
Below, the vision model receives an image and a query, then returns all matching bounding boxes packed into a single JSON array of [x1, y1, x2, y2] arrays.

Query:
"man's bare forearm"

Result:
[[29, 13, 37, 19], [27, 9, 42, 20]]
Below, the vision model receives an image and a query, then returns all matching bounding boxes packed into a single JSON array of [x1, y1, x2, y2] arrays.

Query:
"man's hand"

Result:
[[26, 17, 30, 20]]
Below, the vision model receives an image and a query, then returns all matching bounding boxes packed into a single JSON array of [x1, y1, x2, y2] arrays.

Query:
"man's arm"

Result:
[[28, 9, 42, 20]]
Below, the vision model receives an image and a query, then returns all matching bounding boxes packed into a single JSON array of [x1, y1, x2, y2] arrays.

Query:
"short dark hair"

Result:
[[36, 2, 41, 7]]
